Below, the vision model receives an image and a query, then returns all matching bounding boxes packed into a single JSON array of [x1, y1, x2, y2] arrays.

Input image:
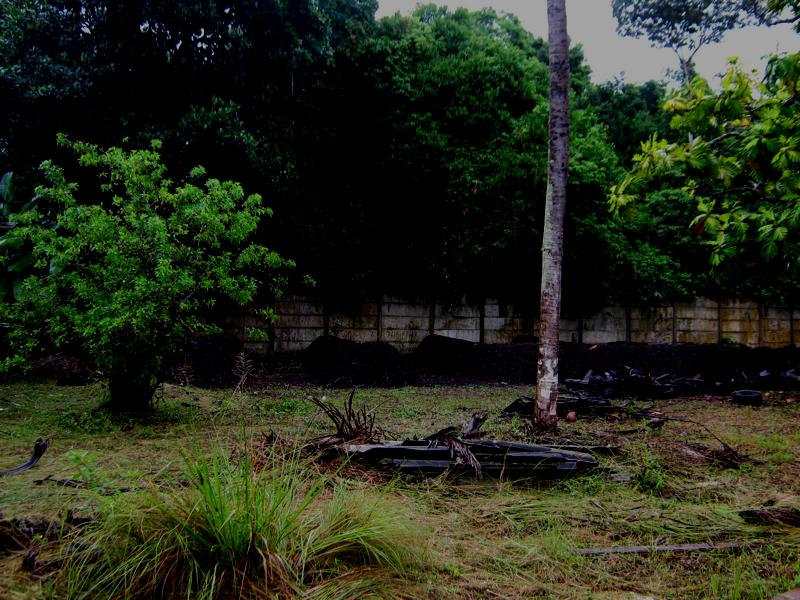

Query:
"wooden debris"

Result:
[[341, 439, 598, 479], [463, 411, 488, 438], [33, 475, 130, 495], [576, 541, 747, 556]]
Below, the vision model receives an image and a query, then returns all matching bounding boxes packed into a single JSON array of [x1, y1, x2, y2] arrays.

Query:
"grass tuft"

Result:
[[57, 447, 428, 599]]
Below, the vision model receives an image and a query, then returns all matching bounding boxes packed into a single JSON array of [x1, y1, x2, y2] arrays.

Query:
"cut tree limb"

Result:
[[576, 541, 748, 556]]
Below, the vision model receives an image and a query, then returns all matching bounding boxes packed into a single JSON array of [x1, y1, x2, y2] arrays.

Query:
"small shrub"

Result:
[[1, 136, 294, 411], [57, 448, 428, 599]]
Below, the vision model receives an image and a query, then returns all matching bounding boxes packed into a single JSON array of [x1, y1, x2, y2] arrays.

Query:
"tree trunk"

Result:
[[107, 354, 161, 413], [535, 0, 570, 428]]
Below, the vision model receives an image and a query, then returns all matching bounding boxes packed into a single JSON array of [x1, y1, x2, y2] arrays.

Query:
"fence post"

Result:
[[625, 307, 632, 343], [268, 299, 276, 355], [479, 300, 486, 344], [376, 295, 383, 342], [671, 302, 677, 344]]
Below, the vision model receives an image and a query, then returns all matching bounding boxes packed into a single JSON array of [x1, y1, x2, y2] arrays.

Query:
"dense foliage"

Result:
[[0, 137, 293, 408], [611, 54, 800, 303], [1, 0, 797, 327]]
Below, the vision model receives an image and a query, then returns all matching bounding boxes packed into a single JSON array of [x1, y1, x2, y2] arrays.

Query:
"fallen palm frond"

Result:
[[442, 436, 483, 480]]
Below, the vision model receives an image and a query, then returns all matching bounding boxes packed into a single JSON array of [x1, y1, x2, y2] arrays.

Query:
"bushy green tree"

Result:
[[1, 136, 294, 410], [0, 1, 694, 315], [357, 6, 624, 314]]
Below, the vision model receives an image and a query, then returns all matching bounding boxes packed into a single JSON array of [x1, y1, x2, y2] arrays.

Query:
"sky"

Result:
[[376, 0, 800, 85]]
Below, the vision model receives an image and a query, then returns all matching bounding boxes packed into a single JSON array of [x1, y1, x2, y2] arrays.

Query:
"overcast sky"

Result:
[[376, 0, 800, 84]]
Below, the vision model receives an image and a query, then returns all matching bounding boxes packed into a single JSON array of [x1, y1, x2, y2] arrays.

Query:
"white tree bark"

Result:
[[535, 0, 570, 427]]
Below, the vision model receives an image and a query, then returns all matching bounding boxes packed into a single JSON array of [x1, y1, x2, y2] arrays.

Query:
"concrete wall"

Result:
[[231, 296, 797, 353]]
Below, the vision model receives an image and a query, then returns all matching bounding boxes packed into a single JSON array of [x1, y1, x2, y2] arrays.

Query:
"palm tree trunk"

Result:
[[535, 0, 570, 428]]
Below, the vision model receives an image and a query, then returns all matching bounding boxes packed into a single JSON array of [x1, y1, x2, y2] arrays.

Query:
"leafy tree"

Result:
[[612, 0, 755, 84], [610, 54, 800, 303], [355, 6, 623, 313], [1, 136, 294, 410], [536, 0, 570, 428]]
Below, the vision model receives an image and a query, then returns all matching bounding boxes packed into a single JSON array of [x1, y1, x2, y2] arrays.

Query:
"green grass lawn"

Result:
[[1, 381, 799, 599]]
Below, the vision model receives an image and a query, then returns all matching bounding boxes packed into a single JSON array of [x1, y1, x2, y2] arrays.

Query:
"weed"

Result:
[[636, 447, 667, 496], [560, 472, 607, 497], [233, 351, 253, 393], [64, 450, 103, 486], [509, 414, 526, 438], [768, 450, 796, 464], [268, 395, 313, 416], [54, 408, 115, 434], [757, 433, 792, 453], [440, 563, 461, 578]]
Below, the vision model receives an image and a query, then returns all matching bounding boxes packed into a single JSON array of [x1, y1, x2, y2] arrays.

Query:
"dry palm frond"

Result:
[[309, 389, 382, 442]]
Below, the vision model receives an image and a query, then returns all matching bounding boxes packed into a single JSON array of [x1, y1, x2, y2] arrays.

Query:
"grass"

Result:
[[55, 448, 428, 599], [1, 381, 799, 598]]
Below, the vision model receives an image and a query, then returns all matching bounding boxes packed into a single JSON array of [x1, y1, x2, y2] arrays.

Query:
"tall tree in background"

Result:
[[535, 0, 570, 428], [611, 0, 753, 84]]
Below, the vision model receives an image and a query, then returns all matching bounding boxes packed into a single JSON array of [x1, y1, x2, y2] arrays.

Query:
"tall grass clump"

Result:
[[57, 449, 428, 599]]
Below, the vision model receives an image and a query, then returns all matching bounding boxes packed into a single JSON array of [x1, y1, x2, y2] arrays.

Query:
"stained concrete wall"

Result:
[[231, 296, 797, 353]]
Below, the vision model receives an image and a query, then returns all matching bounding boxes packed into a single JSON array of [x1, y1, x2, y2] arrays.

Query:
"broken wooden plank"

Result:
[[463, 411, 488, 438]]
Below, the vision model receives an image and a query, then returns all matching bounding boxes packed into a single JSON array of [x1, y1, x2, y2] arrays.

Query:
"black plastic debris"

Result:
[[731, 389, 763, 406]]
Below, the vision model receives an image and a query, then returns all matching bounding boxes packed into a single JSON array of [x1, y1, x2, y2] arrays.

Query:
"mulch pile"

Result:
[[19, 333, 800, 391]]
